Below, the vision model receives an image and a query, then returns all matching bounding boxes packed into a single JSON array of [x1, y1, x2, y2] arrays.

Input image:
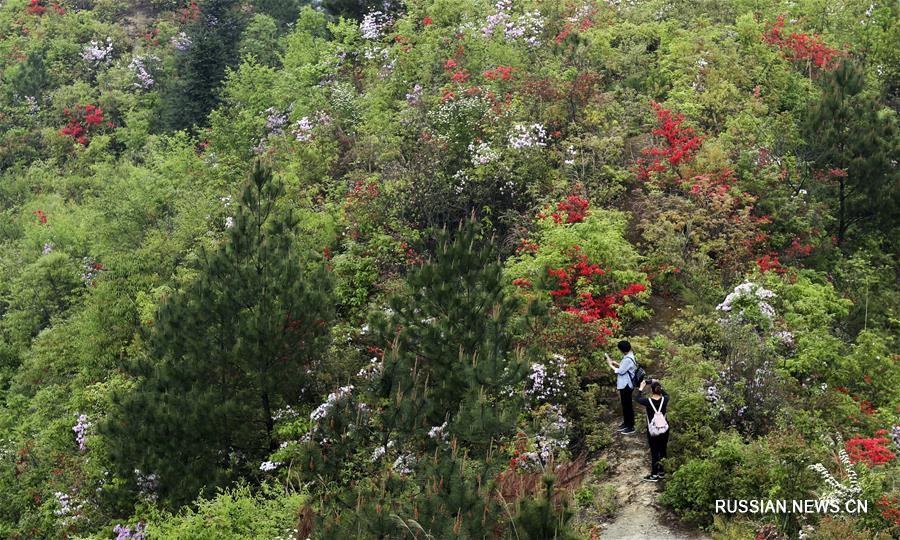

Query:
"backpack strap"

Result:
[[649, 396, 664, 414], [625, 355, 637, 374]]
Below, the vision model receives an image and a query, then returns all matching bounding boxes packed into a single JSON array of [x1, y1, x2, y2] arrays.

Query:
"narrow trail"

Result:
[[589, 294, 710, 540], [578, 198, 710, 538], [592, 310, 709, 539], [596, 413, 708, 540]]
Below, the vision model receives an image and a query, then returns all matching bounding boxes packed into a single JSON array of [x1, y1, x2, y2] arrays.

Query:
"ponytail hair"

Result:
[[650, 380, 663, 395]]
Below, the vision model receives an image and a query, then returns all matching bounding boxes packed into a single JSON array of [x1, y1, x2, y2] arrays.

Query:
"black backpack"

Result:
[[630, 360, 646, 388]]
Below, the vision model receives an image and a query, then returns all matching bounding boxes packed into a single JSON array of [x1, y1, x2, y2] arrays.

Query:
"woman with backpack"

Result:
[[635, 378, 669, 482]]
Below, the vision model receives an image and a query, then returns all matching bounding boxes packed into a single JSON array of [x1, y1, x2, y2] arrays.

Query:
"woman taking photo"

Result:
[[635, 378, 669, 482]]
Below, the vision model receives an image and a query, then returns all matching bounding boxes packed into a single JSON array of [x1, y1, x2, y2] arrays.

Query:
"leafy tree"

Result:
[[238, 14, 281, 66], [105, 162, 333, 505], [803, 60, 899, 248], [253, 0, 304, 28], [321, 0, 381, 21], [1, 251, 82, 349]]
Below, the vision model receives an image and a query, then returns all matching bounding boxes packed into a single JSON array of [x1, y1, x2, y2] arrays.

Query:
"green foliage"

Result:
[[161, 0, 246, 131], [372, 222, 537, 449], [140, 482, 304, 539], [662, 431, 823, 529], [512, 476, 578, 540], [0, 1, 897, 538], [105, 163, 333, 506], [238, 14, 281, 66], [803, 60, 899, 249]]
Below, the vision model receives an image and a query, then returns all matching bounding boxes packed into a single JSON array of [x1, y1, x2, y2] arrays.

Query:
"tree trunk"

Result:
[[262, 391, 275, 451], [838, 176, 846, 246]]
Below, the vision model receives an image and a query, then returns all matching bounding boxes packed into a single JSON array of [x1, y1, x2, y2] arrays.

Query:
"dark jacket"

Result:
[[635, 389, 669, 425]]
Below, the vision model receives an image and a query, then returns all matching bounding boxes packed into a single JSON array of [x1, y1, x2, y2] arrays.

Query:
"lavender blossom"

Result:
[[509, 123, 547, 149], [113, 523, 146, 540], [482, 2, 544, 47], [391, 453, 415, 474], [134, 469, 158, 502], [716, 282, 776, 322], [357, 357, 383, 380], [25, 95, 39, 114], [310, 385, 354, 421], [468, 141, 500, 166], [171, 32, 192, 51], [259, 460, 281, 471], [54, 492, 72, 517], [360, 11, 392, 40], [525, 354, 567, 402], [482, 1, 512, 37], [405, 84, 423, 106], [370, 440, 394, 462], [264, 107, 288, 135], [82, 38, 113, 65], [428, 422, 448, 441], [293, 116, 313, 142], [129, 56, 158, 90], [73, 414, 90, 451]]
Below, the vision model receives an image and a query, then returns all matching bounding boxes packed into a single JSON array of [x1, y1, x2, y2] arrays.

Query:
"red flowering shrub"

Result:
[[634, 102, 772, 278], [483, 66, 513, 81], [145, 28, 160, 46], [179, 1, 201, 22], [845, 436, 895, 466], [508, 197, 649, 356], [763, 16, 844, 71], [550, 195, 590, 224], [33, 209, 47, 224], [60, 104, 113, 146], [555, 4, 597, 44], [541, 246, 646, 348], [635, 101, 703, 185], [756, 255, 785, 274], [878, 495, 900, 526], [25, 0, 46, 15], [516, 238, 539, 255], [343, 181, 382, 240]]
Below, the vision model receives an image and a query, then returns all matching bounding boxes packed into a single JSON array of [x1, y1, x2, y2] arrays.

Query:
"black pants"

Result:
[[619, 387, 634, 429], [648, 430, 669, 475]]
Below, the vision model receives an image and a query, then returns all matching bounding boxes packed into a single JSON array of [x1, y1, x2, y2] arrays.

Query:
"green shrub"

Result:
[[141, 483, 304, 540]]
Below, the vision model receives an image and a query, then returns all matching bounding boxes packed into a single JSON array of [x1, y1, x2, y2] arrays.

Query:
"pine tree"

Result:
[[371, 221, 539, 452], [803, 60, 899, 248], [512, 476, 578, 540], [162, 0, 245, 131], [8, 51, 50, 100], [319, 446, 504, 539], [314, 222, 551, 538], [105, 162, 333, 506]]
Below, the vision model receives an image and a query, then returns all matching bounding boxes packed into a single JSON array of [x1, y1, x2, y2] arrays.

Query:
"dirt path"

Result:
[[589, 295, 709, 539], [596, 420, 708, 540]]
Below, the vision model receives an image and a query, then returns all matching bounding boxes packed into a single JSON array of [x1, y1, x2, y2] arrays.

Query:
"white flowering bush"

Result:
[[716, 282, 776, 327], [508, 123, 547, 150], [525, 354, 568, 403], [82, 38, 113, 66], [808, 434, 862, 506], [468, 141, 500, 166]]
